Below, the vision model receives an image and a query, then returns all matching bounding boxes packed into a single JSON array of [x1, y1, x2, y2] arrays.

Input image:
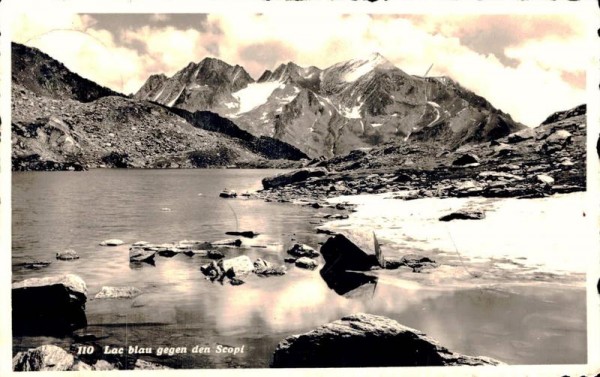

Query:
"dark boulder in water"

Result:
[[12, 274, 87, 335], [320, 234, 379, 272]]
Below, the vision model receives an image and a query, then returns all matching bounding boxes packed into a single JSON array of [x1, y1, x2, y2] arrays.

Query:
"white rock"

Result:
[[99, 239, 124, 246], [536, 174, 555, 185], [94, 286, 142, 299]]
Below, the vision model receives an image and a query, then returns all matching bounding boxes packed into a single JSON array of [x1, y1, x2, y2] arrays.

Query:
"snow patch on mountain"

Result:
[[152, 88, 164, 102], [343, 53, 390, 82], [340, 103, 363, 119], [167, 86, 185, 107], [233, 81, 284, 113]]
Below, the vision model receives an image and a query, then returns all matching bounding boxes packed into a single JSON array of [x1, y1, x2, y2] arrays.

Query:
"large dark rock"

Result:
[[262, 167, 328, 189], [12, 274, 87, 335], [320, 234, 380, 272], [271, 313, 502, 367]]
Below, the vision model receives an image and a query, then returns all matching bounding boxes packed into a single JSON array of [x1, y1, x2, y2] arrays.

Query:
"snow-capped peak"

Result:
[[333, 52, 395, 82]]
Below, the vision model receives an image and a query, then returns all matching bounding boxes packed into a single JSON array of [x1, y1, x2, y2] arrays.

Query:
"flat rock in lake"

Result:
[[254, 258, 287, 276], [99, 239, 124, 246], [20, 260, 52, 269], [225, 231, 259, 238], [94, 286, 142, 299], [129, 249, 155, 263], [287, 243, 319, 258], [295, 257, 318, 270], [439, 209, 485, 222], [56, 249, 79, 260], [220, 255, 254, 277], [270, 313, 502, 367], [207, 250, 225, 259], [212, 238, 242, 247]]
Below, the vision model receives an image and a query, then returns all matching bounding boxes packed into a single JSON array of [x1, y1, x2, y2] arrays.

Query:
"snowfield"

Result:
[[232, 81, 284, 114]]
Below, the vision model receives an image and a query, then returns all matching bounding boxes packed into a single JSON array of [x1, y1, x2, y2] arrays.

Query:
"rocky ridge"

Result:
[[12, 43, 121, 102], [257, 104, 585, 202], [136, 53, 524, 158]]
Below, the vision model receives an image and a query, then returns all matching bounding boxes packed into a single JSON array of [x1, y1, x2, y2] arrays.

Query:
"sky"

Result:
[[11, 11, 591, 127]]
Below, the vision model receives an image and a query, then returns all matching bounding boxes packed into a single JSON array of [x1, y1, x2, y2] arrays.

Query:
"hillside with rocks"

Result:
[[257, 104, 585, 202], [12, 43, 121, 102], [136, 53, 524, 158], [11, 43, 306, 171]]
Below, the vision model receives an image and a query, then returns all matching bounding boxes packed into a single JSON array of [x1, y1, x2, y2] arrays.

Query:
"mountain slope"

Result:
[[11, 43, 121, 102], [136, 53, 524, 157], [11, 43, 305, 170], [258, 103, 586, 202]]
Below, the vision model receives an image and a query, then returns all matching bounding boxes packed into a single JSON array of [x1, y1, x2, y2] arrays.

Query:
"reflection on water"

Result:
[[320, 269, 378, 297], [12, 170, 586, 367]]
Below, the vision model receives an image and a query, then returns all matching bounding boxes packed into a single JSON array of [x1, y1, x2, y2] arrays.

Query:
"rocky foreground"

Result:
[[271, 313, 502, 367], [257, 104, 585, 202]]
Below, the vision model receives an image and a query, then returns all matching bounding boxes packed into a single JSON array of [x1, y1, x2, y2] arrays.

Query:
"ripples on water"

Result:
[[12, 170, 586, 367]]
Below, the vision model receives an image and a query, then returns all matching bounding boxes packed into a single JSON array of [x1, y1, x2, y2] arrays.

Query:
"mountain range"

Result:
[[135, 52, 524, 158], [12, 42, 549, 171], [11, 43, 307, 170]]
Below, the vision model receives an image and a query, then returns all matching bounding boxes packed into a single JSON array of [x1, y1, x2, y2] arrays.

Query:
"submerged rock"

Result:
[[271, 313, 502, 367], [19, 260, 52, 269], [99, 239, 124, 246], [295, 257, 318, 270], [12, 274, 87, 335], [287, 243, 320, 258], [212, 238, 242, 247], [56, 249, 79, 260], [225, 231, 259, 238], [254, 258, 287, 276], [129, 248, 156, 263], [439, 209, 485, 222], [94, 286, 141, 299], [207, 250, 225, 259]]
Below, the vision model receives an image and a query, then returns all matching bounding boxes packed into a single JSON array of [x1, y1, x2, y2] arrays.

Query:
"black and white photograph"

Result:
[[2, 0, 599, 374]]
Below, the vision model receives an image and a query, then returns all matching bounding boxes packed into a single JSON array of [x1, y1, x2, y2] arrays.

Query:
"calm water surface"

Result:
[[12, 169, 586, 367]]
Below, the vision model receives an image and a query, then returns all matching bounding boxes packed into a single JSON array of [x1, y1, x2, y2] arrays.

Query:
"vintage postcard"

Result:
[[1, 0, 598, 375]]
